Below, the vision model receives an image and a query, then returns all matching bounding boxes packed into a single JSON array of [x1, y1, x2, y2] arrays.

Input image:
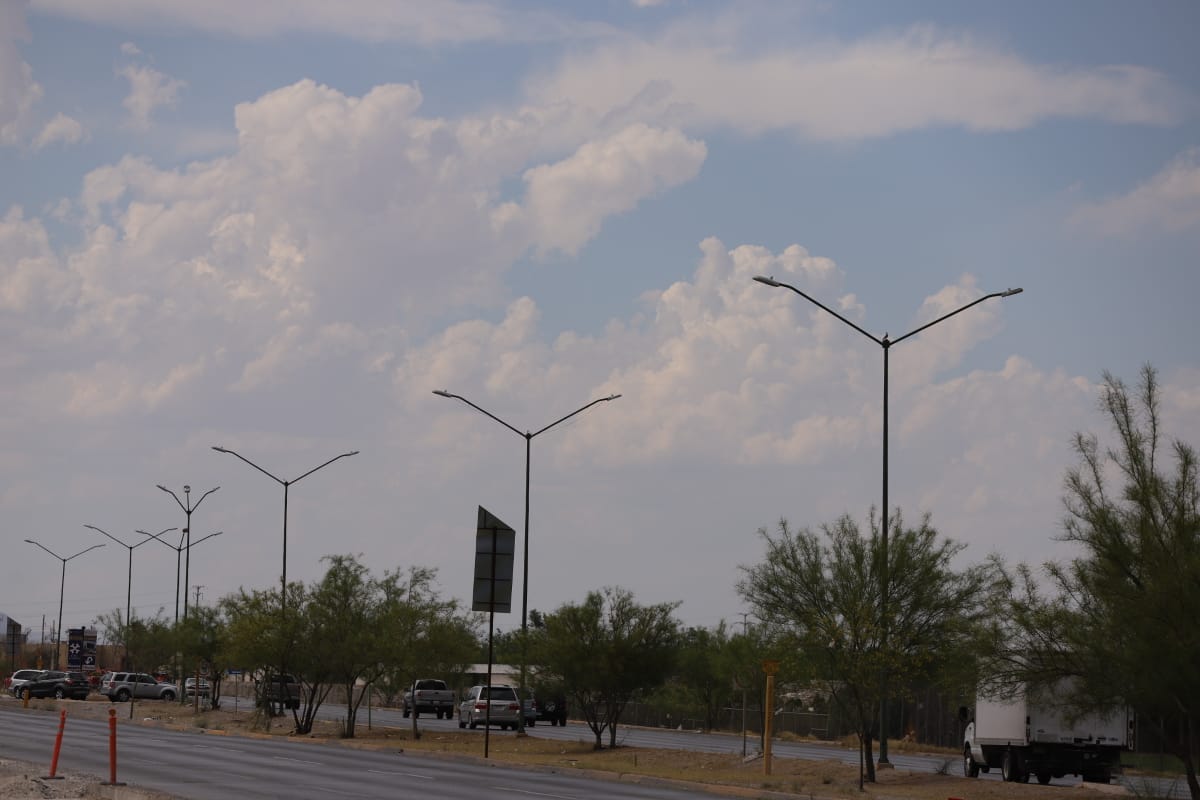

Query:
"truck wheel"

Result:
[[964, 747, 980, 778], [459, 714, 466, 729], [1037, 771, 1052, 785], [1002, 749, 1023, 782]]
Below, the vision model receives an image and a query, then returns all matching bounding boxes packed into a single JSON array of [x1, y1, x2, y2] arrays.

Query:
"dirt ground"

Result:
[[1, 695, 1134, 800]]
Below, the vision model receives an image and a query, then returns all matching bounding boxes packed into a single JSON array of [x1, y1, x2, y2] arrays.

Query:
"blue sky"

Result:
[[2, 0, 1198, 641]]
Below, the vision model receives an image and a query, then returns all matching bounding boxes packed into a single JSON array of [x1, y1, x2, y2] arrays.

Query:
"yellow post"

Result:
[[762, 659, 780, 776]]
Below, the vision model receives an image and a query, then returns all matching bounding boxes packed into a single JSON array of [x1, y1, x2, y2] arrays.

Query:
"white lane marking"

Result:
[[492, 787, 580, 799], [272, 756, 321, 765], [309, 786, 362, 797], [367, 769, 434, 780]]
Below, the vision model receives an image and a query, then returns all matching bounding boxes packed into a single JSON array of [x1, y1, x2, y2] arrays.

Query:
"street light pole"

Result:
[[138, 528, 221, 625], [752, 275, 1022, 765], [84, 524, 171, 630], [24, 539, 105, 670], [157, 484, 219, 621], [210, 447, 359, 612], [432, 389, 621, 731]]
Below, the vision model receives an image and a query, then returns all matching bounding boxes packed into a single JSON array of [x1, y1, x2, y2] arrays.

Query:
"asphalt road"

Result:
[[2, 698, 1188, 799], [0, 705, 729, 799]]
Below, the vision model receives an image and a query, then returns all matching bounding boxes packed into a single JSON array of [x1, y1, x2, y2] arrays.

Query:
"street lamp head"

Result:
[[432, 389, 453, 397], [184, 484, 191, 493], [753, 275, 782, 287], [1001, 287, 1024, 297], [604, 393, 622, 401], [23, 538, 34, 544], [212, 446, 229, 453]]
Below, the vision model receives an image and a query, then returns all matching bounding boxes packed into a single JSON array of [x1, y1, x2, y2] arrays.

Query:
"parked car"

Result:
[[184, 677, 211, 698], [99, 671, 179, 702], [458, 685, 521, 730], [7, 669, 44, 697], [536, 693, 569, 726], [21, 670, 90, 700]]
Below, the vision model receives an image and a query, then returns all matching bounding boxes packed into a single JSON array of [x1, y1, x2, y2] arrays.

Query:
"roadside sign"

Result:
[[472, 506, 514, 613]]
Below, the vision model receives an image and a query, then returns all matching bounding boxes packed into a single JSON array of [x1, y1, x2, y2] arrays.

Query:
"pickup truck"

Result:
[[259, 673, 302, 710], [402, 679, 455, 719]]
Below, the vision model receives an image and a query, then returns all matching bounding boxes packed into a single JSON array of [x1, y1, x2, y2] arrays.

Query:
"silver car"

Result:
[[458, 685, 521, 730]]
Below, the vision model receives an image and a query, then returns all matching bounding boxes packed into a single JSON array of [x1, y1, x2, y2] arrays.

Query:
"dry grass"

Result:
[[9, 697, 1131, 800]]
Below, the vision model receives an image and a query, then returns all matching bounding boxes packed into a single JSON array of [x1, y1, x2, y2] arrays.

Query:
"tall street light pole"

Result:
[[210, 447, 358, 612], [83, 524, 169, 629], [138, 528, 221, 625], [24, 539, 105, 670], [157, 484, 219, 621], [433, 389, 621, 731], [752, 275, 1022, 765]]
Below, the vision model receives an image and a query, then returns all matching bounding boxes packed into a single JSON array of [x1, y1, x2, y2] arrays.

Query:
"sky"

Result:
[[2, 0, 1199, 644]]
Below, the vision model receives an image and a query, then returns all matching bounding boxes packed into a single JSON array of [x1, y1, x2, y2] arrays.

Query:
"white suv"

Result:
[[458, 685, 521, 730], [7, 669, 43, 697]]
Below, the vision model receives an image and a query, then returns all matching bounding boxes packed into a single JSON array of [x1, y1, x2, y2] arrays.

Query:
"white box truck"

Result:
[[961, 682, 1132, 784]]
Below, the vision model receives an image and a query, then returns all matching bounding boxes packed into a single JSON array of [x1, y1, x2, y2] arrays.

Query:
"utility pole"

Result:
[[193, 585, 205, 608]]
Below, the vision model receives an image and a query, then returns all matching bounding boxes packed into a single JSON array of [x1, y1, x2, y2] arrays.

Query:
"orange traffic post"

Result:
[[42, 709, 66, 780], [100, 707, 126, 787], [100, 705, 125, 786]]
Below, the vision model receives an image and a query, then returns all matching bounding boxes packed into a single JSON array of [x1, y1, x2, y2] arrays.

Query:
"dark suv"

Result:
[[21, 671, 91, 700]]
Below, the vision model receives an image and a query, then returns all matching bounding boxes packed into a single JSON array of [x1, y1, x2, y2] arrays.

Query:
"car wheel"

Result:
[[964, 746, 980, 778], [54, 688, 65, 699], [402, 707, 410, 718], [162, 690, 176, 701], [458, 713, 466, 729], [116, 689, 131, 702], [469, 714, 478, 730]]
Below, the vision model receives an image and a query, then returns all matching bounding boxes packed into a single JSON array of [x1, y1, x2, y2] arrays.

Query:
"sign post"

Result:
[[472, 506, 515, 759]]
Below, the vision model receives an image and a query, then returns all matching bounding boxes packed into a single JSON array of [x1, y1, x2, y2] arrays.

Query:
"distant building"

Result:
[[0, 613, 27, 667]]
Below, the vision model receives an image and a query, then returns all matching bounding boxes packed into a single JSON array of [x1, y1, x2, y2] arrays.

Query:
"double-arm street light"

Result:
[[24, 539, 105, 670], [210, 446, 358, 611], [753, 274, 1022, 765], [157, 484, 219, 621], [84, 524, 169, 629], [138, 528, 220, 625], [432, 389, 621, 731]]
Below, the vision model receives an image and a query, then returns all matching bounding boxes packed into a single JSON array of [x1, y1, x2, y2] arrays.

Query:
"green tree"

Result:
[[989, 366, 1200, 798], [96, 609, 175, 677], [738, 512, 990, 782], [175, 605, 232, 709], [533, 587, 680, 749]]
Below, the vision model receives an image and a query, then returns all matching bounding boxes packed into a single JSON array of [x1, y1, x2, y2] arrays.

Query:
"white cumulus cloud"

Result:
[[1071, 148, 1200, 236], [33, 112, 87, 149], [118, 62, 185, 130]]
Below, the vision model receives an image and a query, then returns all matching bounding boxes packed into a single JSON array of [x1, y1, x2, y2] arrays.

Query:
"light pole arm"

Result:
[[754, 275, 881, 346], [190, 531, 225, 548], [212, 446, 286, 486], [191, 486, 221, 511], [890, 288, 1024, 347], [157, 484, 188, 513], [65, 543, 105, 562], [292, 451, 359, 485], [84, 524, 131, 550], [531, 394, 622, 438], [433, 390, 524, 437], [24, 539, 64, 561], [136, 528, 181, 552]]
